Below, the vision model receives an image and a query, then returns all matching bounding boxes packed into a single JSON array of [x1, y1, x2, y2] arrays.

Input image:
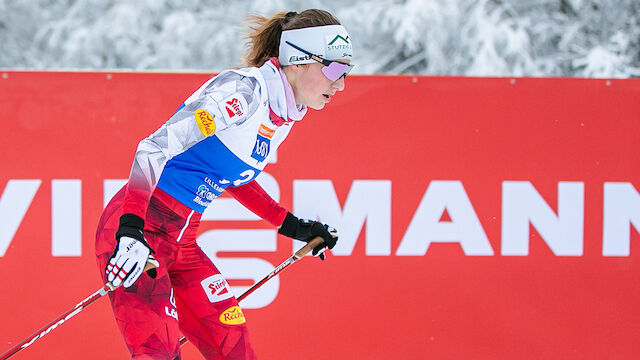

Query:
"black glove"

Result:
[[115, 213, 147, 243], [278, 212, 339, 259]]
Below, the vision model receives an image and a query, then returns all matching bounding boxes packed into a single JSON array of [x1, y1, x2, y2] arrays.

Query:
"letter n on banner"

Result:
[[293, 180, 391, 256]]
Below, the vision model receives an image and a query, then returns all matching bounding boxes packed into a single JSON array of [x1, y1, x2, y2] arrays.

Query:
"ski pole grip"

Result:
[[144, 255, 160, 273], [294, 237, 324, 260], [106, 257, 160, 291]]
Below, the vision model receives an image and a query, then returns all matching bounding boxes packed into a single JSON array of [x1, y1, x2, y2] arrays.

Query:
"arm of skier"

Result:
[[107, 97, 218, 288], [226, 181, 339, 259], [225, 180, 289, 227]]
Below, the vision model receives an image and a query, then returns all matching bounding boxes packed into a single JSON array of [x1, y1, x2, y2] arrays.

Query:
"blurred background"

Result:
[[1, 0, 638, 77]]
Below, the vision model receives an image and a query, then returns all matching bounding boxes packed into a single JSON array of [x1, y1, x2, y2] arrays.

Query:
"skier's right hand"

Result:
[[105, 214, 155, 288]]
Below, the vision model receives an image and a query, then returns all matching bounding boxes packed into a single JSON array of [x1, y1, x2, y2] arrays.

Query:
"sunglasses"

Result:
[[285, 41, 354, 82]]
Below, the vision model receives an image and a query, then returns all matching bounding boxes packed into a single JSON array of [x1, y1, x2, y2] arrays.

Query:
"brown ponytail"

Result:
[[243, 9, 342, 67]]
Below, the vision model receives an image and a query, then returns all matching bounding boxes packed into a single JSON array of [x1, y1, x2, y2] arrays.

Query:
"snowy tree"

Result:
[[339, 0, 640, 77], [0, 0, 638, 77]]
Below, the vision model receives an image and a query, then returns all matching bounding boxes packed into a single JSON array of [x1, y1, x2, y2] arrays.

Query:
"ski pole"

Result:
[[179, 236, 324, 346], [0, 257, 159, 360]]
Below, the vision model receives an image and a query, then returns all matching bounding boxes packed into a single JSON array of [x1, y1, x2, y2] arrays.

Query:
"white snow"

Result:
[[0, 0, 637, 77]]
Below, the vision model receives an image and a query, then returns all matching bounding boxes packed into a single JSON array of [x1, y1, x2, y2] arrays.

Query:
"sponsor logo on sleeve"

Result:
[[200, 274, 234, 303], [219, 306, 246, 325], [195, 109, 216, 136], [221, 94, 249, 124]]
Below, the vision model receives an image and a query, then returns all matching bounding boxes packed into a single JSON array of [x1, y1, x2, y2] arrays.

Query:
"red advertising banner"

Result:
[[0, 71, 639, 359]]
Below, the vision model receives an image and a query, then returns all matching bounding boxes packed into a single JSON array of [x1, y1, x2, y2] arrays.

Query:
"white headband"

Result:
[[278, 25, 353, 65]]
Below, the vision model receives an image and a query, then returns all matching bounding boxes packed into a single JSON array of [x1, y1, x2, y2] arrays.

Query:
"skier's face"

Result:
[[287, 61, 348, 110]]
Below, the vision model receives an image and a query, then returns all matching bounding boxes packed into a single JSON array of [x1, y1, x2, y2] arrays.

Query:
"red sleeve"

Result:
[[225, 181, 289, 227], [121, 181, 151, 219]]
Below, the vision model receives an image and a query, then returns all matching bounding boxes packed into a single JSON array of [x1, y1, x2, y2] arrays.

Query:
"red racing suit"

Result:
[[95, 58, 306, 360]]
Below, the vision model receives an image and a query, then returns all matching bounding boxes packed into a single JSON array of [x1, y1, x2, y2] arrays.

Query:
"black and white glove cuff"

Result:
[[115, 213, 151, 249]]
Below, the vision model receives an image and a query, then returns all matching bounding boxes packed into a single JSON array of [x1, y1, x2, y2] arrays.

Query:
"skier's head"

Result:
[[244, 9, 353, 110]]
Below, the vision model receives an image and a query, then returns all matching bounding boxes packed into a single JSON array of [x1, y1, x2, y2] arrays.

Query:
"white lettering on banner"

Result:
[[197, 229, 278, 309], [0, 180, 41, 257], [603, 182, 640, 256], [501, 181, 584, 256], [1, 179, 637, 260], [52, 180, 82, 256], [293, 180, 392, 256], [104, 179, 128, 208], [396, 181, 494, 256]]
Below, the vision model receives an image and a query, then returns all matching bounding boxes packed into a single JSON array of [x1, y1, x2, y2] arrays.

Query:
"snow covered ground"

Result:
[[1, 0, 638, 77]]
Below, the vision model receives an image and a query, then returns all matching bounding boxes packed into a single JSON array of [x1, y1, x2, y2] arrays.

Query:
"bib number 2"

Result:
[[219, 169, 256, 187]]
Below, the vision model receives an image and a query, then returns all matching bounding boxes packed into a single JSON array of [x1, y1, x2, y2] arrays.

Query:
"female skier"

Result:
[[95, 9, 352, 360]]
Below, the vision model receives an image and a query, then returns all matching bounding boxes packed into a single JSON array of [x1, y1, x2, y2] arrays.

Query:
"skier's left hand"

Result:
[[278, 212, 339, 260]]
